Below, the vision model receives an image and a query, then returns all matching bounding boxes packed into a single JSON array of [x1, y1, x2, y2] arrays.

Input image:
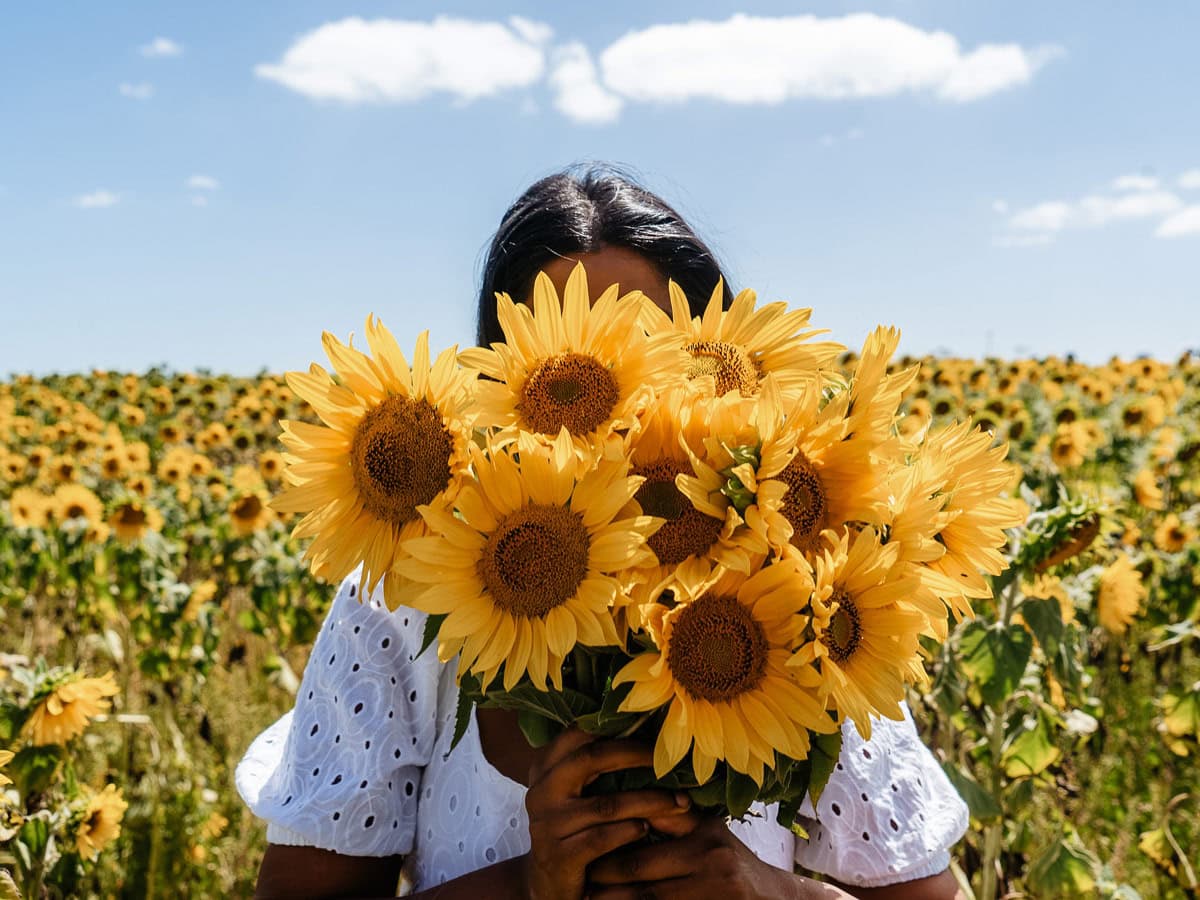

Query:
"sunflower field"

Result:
[[1, 345, 1197, 898]]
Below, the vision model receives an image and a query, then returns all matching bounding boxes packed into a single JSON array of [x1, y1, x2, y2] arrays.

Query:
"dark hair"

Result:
[[475, 162, 735, 347]]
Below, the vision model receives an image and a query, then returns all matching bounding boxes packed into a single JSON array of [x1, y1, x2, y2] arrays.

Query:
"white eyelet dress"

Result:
[[235, 566, 969, 892]]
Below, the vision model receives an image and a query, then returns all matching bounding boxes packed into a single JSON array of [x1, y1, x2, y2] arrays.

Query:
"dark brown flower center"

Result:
[[115, 505, 146, 527], [350, 395, 455, 526], [477, 505, 591, 618], [517, 352, 620, 437], [233, 496, 263, 521], [821, 589, 863, 663], [633, 459, 723, 565], [666, 594, 767, 702], [683, 340, 758, 396], [777, 451, 827, 551]]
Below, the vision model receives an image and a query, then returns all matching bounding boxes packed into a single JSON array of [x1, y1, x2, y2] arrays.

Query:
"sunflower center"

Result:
[[517, 352, 620, 437], [683, 340, 759, 396], [822, 590, 862, 663], [666, 594, 768, 702], [633, 459, 724, 566], [66, 504, 86, 519], [777, 451, 827, 551], [233, 496, 263, 520], [116, 506, 146, 527], [478, 505, 590, 618], [350, 395, 455, 526]]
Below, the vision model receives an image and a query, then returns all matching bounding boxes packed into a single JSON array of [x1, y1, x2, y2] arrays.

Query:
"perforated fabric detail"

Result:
[[236, 565, 968, 889]]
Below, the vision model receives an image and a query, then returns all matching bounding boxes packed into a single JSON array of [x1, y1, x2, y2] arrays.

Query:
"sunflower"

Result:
[[1132, 469, 1164, 510], [52, 483, 104, 529], [1153, 514, 1191, 554], [614, 560, 837, 785], [258, 449, 285, 480], [789, 528, 930, 741], [638, 278, 844, 400], [108, 497, 165, 544], [75, 784, 128, 861], [22, 671, 120, 746], [456, 262, 688, 461], [685, 329, 911, 563], [99, 449, 126, 480], [8, 486, 51, 528], [270, 321, 477, 614], [623, 387, 762, 618], [1096, 553, 1145, 634], [0, 749, 13, 787], [902, 422, 1027, 618], [402, 431, 660, 692], [228, 489, 276, 536]]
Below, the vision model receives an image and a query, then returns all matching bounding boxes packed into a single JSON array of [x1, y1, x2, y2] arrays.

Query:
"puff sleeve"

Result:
[[792, 700, 970, 888], [234, 566, 443, 857]]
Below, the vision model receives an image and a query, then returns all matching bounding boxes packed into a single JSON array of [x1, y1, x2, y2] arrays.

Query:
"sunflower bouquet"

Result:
[[270, 262, 1027, 827]]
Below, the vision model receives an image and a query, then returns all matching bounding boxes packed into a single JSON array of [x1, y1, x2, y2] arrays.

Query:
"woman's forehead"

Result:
[[537, 246, 673, 313]]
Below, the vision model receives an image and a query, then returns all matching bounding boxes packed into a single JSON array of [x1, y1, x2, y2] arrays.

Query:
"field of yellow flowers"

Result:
[[0, 353, 1197, 898]]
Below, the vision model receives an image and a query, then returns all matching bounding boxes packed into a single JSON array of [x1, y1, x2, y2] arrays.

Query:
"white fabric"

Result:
[[235, 567, 968, 891]]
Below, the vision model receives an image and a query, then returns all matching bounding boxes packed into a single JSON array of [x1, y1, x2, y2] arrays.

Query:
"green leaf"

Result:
[[960, 622, 1033, 706], [1019, 596, 1064, 659], [0, 704, 26, 743], [416, 613, 446, 660], [807, 730, 842, 806], [9, 745, 63, 797], [725, 768, 759, 819], [1003, 715, 1062, 778], [941, 762, 1002, 821], [450, 672, 480, 752], [1028, 836, 1099, 896], [689, 774, 727, 809], [18, 817, 50, 860], [517, 709, 560, 748]]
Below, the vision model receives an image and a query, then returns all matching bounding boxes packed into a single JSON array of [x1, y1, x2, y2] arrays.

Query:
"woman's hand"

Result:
[[586, 814, 857, 900], [519, 728, 701, 900]]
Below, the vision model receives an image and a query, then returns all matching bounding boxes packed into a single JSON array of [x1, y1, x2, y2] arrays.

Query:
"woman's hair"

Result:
[[475, 162, 735, 347]]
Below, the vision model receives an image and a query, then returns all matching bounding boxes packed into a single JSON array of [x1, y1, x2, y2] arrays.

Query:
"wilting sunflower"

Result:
[[270, 321, 477, 613], [623, 387, 761, 618], [1096, 553, 1145, 634], [108, 497, 164, 544], [457, 262, 688, 461], [638, 278, 844, 399], [402, 432, 660, 692], [75, 783, 128, 861], [614, 560, 837, 785], [52, 483, 104, 528], [22, 671, 120, 746], [789, 528, 930, 741]]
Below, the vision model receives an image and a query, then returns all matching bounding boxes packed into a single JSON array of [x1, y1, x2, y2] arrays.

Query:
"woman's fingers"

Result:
[[528, 726, 596, 784], [552, 789, 691, 838], [560, 818, 651, 867], [642, 807, 703, 838], [587, 879, 692, 900], [587, 833, 698, 886], [535, 738, 656, 801]]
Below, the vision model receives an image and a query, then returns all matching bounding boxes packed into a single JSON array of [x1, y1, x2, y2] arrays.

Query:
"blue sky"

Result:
[[3, 1, 1199, 377]]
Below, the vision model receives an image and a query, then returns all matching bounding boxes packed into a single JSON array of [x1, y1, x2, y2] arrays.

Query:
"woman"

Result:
[[236, 164, 970, 899]]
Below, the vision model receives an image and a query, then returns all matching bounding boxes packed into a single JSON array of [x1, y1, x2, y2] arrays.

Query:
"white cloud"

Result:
[[1112, 174, 1158, 192], [191, 195, 209, 208], [75, 190, 120, 209], [1155, 206, 1200, 238], [508, 16, 553, 46], [1010, 201, 1072, 232], [187, 174, 220, 191], [119, 82, 154, 100], [598, 13, 1060, 107], [141, 37, 183, 58], [1179, 169, 1200, 190], [255, 16, 548, 104], [548, 43, 623, 124], [1076, 190, 1180, 226]]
